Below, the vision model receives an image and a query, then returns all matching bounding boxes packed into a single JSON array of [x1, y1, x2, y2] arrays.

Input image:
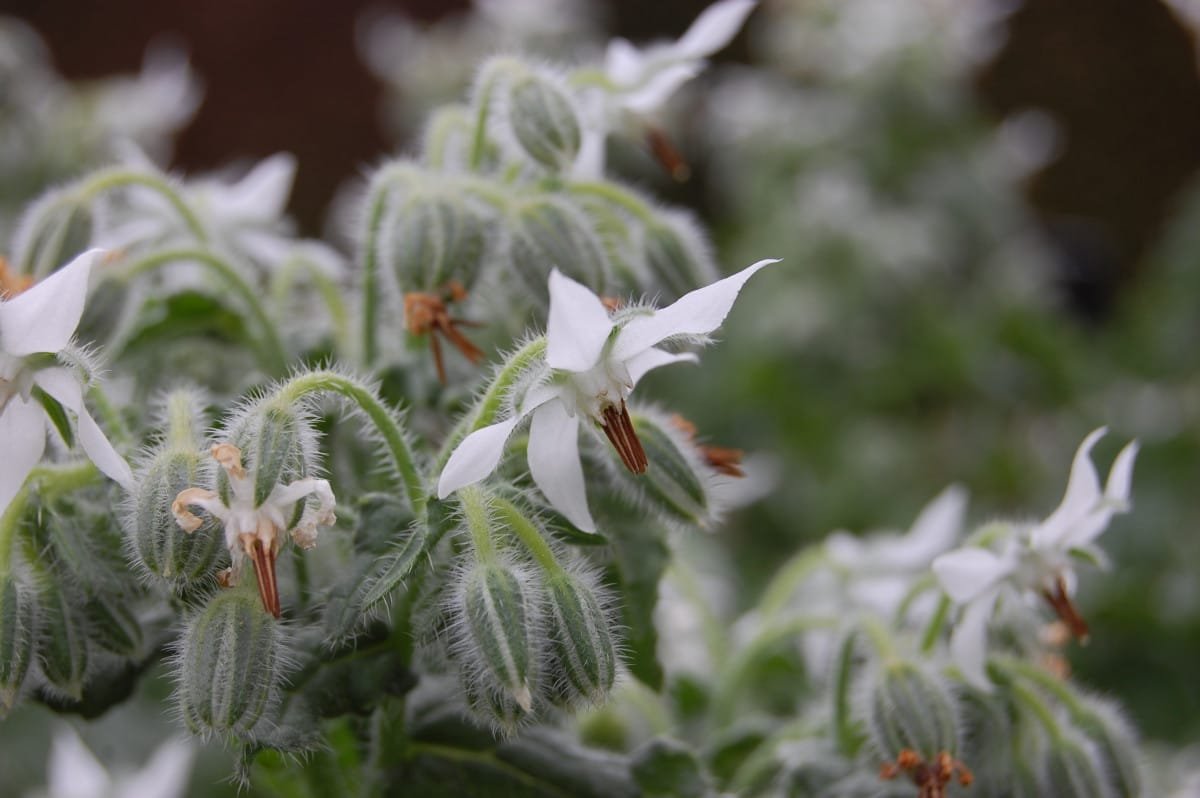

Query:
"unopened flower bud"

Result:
[[640, 211, 718, 301], [544, 572, 616, 706], [452, 561, 541, 729], [128, 446, 222, 584], [177, 590, 284, 735], [1071, 695, 1142, 798], [509, 197, 610, 304], [1038, 727, 1114, 798], [245, 406, 307, 510], [423, 105, 475, 169], [866, 661, 961, 762], [37, 582, 90, 700], [0, 576, 36, 714], [603, 408, 714, 527], [382, 188, 492, 294], [506, 72, 581, 171]]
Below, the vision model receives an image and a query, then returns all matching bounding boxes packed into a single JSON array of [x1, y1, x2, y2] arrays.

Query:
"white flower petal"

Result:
[[901, 484, 968, 566], [34, 367, 132, 488], [932, 547, 1012, 603], [611, 258, 778, 362], [1032, 427, 1106, 550], [674, 0, 758, 60], [48, 727, 111, 798], [0, 398, 46, 514], [115, 738, 195, 798], [528, 401, 595, 533], [546, 268, 614, 372], [221, 153, 296, 221], [0, 249, 99, 356], [1104, 439, 1139, 506], [437, 416, 523, 499], [621, 63, 703, 114], [604, 38, 646, 85], [626, 347, 698, 387], [950, 590, 999, 691]]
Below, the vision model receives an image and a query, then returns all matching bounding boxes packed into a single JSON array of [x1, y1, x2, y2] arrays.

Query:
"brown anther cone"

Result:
[[246, 537, 281, 618], [601, 401, 648, 473], [1042, 574, 1090, 642], [646, 127, 691, 182], [702, 445, 746, 477]]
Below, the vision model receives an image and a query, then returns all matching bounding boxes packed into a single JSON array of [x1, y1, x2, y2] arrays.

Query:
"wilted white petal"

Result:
[[0, 249, 99, 356], [612, 258, 778, 361], [674, 0, 758, 60], [33, 367, 132, 488], [1032, 427, 1106, 549], [0, 397, 46, 514], [48, 727, 110, 798], [546, 268, 614, 371], [115, 738, 195, 798], [626, 347, 698, 387], [622, 63, 704, 114], [1104, 440, 1139, 506], [528, 401, 594, 532], [901, 484, 968, 565], [951, 591, 999, 691], [437, 416, 523, 498], [932, 547, 1011, 603]]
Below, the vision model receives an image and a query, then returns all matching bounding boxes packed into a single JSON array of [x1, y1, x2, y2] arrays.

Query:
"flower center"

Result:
[[601, 401, 647, 473]]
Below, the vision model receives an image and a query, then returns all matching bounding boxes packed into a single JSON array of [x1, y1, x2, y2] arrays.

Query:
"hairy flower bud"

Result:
[[1071, 695, 1142, 798], [639, 210, 718, 301], [129, 447, 222, 584], [544, 572, 616, 706], [176, 590, 284, 736], [509, 196, 609, 304], [605, 408, 714, 527], [1038, 727, 1115, 798], [0, 575, 36, 713], [506, 72, 581, 171], [865, 661, 961, 761], [382, 187, 492, 294]]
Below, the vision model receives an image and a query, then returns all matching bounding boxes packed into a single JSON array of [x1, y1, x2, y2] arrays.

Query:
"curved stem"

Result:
[[0, 463, 101, 576], [271, 370, 426, 518], [359, 182, 392, 369], [757, 548, 826, 620], [493, 496, 562, 576], [458, 486, 495, 563], [469, 60, 519, 171], [919, 594, 952, 655], [120, 248, 288, 375], [566, 180, 659, 225], [76, 168, 207, 243]]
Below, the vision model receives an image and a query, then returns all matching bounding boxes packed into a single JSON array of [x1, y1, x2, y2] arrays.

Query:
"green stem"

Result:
[[459, 486, 496, 562], [757, 549, 826, 620], [164, 390, 203, 451], [994, 657, 1084, 716], [0, 463, 100, 576], [566, 180, 659, 225], [469, 60, 520, 171], [271, 371, 426, 518], [270, 253, 351, 362], [434, 337, 546, 471], [85, 383, 132, 449], [833, 631, 865, 756], [1009, 679, 1064, 741], [120, 248, 288, 375], [75, 168, 207, 243], [493, 497, 562, 575], [919, 594, 952, 655], [359, 180, 392, 369]]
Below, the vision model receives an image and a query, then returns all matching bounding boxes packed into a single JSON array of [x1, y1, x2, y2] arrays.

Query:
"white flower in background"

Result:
[[574, 0, 758, 177], [36, 726, 193, 798], [172, 442, 336, 618], [932, 428, 1138, 689], [438, 258, 777, 532], [0, 249, 133, 513]]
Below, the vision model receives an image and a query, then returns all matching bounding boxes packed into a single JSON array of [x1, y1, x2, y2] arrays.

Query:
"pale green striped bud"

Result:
[[0, 576, 36, 714], [36, 581, 90, 700], [177, 590, 284, 736], [506, 72, 581, 172], [639, 210, 718, 301], [1039, 727, 1116, 798], [509, 196, 609, 305], [544, 572, 616, 706], [382, 189, 491, 293], [1071, 696, 1142, 798], [422, 105, 474, 169], [865, 661, 961, 761], [128, 447, 222, 584], [605, 409, 715, 527]]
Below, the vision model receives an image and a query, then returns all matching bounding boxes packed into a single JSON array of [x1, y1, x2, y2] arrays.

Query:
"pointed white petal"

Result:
[[932, 547, 1011, 603], [528, 402, 595, 533], [437, 416, 522, 498], [611, 258, 778, 362], [1104, 439, 1139, 505], [1032, 427, 1106, 549], [546, 269, 614, 372], [675, 0, 758, 60], [0, 249, 99, 356], [626, 347, 698, 387], [901, 484, 968, 566], [621, 63, 703, 114], [0, 398, 46, 514], [48, 727, 111, 798], [950, 591, 999, 691], [604, 38, 646, 85], [115, 738, 195, 798], [34, 367, 132, 488], [223, 153, 296, 221]]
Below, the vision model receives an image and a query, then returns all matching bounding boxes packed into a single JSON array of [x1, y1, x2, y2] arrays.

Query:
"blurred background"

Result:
[[3, 0, 1200, 791]]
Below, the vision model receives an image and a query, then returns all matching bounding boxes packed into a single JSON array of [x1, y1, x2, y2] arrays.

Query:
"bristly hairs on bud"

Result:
[[492, 62, 583, 174], [506, 194, 613, 306]]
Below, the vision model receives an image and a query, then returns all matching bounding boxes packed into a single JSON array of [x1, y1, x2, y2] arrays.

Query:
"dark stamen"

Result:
[[1041, 574, 1089, 642], [602, 401, 648, 474], [247, 538, 281, 619]]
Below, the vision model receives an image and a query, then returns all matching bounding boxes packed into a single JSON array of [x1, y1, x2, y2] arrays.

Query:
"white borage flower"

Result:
[[438, 258, 778, 532], [573, 0, 758, 178], [0, 249, 133, 513], [171, 442, 335, 618], [38, 725, 194, 798], [932, 428, 1138, 689]]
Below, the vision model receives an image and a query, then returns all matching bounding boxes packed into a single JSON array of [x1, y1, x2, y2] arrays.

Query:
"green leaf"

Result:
[[32, 386, 73, 449], [631, 737, 710, 798], [600, 504, 669, 690]]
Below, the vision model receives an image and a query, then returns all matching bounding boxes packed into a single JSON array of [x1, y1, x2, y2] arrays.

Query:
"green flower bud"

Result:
[[639, 210, 718, 301], [382, 188, 491, 293], [544, 572, 616, 706], [1039, 727, 1116, 798], [509, 196, 610, 305], [423, 105, 475, 169], [1071, 696, 1142, 798], [249, 406, 304, 509], [605, 408, 714, 527], [37, 581, 90, 700], [0, 576, 36, 714], [452, 560, 541, 729], [865, 661, 961, 761], [506, 72, 581, 171], [177, 590, 284, 736], [127, 446, 222, 584]]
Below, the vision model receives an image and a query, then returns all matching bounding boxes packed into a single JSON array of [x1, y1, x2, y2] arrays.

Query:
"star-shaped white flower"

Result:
[[172, 442, 335, 618], [437, 258, 777, 532], [39, 725, 193, 798], [931, 428, 1138, 689], [0, 249, 133, 514], [574, 0, 758, 177]]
